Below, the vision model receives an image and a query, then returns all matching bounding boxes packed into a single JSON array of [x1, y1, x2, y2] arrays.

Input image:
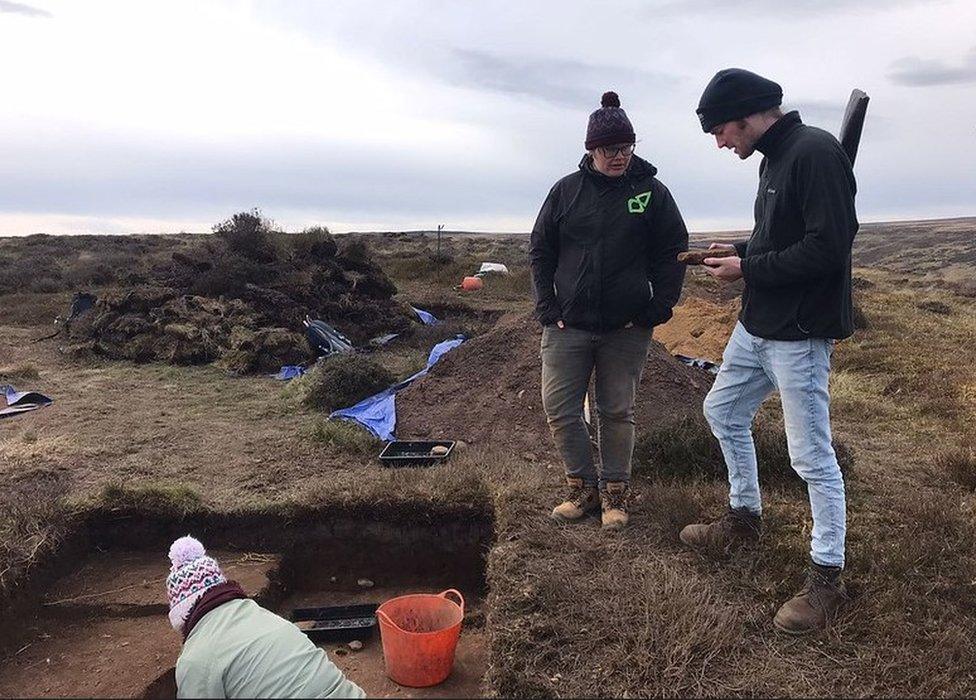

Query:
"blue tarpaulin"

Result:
[[330, 335, 464, 440], [1, 384, 53, 419], [272, 365, 307, 381], [411, 306, 439, 326]]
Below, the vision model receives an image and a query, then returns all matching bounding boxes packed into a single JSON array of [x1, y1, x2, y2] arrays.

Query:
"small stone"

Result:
[[347, 640, 364, 651], [524, 452, 538, 462], [517, 389, 526, 399], [329, 576, 338, 583], [357, 578, 374, 588], [430, 445, 449, 456]]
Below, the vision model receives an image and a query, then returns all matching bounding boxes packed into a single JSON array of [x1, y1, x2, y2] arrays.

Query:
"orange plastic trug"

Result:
[[460, 276, 483, 291], [376, 589, 465, 688]]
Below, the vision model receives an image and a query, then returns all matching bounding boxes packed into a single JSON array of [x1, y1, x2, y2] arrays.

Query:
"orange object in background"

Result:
[[376, 589, 465, 688], [460, 276, 483, 291]]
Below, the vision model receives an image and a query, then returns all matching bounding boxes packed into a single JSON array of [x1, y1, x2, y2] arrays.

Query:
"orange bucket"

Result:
[[376, 589, 465, 687], [460, 276, 483, 291]]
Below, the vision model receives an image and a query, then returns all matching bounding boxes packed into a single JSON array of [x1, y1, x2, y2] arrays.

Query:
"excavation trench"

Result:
[[0, 506, 493, 699]]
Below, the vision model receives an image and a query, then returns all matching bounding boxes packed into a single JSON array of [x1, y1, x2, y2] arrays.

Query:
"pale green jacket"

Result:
[[176, 599, 366, 699]]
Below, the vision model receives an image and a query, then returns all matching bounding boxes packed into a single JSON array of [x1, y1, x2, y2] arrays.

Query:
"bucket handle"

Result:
[[375, 607, 399, 631], [439, 588, 465, 616]]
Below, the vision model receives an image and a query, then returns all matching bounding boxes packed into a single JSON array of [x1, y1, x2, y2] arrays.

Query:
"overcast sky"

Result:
[[0, 0, 973, 235]]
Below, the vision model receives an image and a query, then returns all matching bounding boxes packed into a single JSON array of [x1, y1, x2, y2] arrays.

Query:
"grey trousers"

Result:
[[540, 324, 653, 486]]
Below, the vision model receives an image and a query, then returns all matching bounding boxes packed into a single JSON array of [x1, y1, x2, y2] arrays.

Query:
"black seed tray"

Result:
[[378, 440, 455, 467], [292, 603, 378, 642]]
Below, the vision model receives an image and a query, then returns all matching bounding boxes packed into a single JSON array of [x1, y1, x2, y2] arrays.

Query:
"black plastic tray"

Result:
[[378, 440, 455, 467], [292, 604, 378, 642]]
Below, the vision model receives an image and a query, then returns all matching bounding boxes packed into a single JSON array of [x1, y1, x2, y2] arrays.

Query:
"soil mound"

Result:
[[396, 313, 713, 455], [655, 296, 739, 362], [63, 214, 413, 372]]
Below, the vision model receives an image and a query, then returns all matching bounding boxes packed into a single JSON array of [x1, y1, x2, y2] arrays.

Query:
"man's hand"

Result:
[[703, 255, 743, 281], [708, 242, 737, 252]]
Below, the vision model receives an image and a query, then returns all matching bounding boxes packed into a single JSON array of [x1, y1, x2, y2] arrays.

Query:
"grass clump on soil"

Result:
[[0, 364, 40, 382], [302, 354, 395, 412], [308, 419, 382, 456], [99, 482, 203, 517], [936, 448, 976, 489], [0, 471, 69, 594], [633, 413, 853, 484]]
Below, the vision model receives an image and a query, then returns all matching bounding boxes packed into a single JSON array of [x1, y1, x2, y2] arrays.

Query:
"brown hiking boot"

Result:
[[774, 563, 849, 635], [600, 482, 629, 531], [679, 507, 761, 557], [550, 477, 599, 523]]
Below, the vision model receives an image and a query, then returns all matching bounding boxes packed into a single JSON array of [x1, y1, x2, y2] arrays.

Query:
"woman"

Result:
[[529, 91, 688, 530], [166, 536, 365, 698]]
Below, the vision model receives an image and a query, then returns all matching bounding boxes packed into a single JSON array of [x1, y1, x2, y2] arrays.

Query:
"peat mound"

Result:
[[63, 216, 413, 372], [396, 313, 713, 455]]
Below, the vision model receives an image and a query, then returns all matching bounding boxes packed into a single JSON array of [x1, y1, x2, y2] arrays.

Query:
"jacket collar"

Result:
[[754, 111, 802, 159]]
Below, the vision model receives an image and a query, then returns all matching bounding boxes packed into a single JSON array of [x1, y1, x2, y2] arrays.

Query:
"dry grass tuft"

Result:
[[935, 448, 976, 490], [307, 419, 382, 457], [99, 482, 203, 517], [0, 470, 69, 595], [301, 354, 395, 412], [0, 364, 40, 382]]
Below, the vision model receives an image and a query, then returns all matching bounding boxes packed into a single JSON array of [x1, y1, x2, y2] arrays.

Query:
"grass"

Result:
[[935, 448, 976, 490], [300, 354, 396, 412], [0, 364, 39, 382], [0, 470, 69, 595], [99, 482, 203, 517], [307, 419, 382, 456]]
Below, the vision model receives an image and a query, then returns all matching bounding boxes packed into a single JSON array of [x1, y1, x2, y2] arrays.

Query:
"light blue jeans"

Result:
[[703, 322, 846, 568]]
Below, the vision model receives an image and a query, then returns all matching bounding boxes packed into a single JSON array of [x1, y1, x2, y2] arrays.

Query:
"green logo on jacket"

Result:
[[628, 191, 651, 214]]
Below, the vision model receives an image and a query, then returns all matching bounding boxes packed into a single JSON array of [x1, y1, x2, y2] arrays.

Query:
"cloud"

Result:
[[0, 1, 51, 18], [656, 0, 936, 16], [443, 50, 680, 109], [887, 47, 976, 86]]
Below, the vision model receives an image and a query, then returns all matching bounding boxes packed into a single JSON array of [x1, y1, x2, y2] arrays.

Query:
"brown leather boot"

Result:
[[550, 477, 600, 523], [774, 562, 849, 635], [679, 507, 761, 557], [600, 481, 629, 531]]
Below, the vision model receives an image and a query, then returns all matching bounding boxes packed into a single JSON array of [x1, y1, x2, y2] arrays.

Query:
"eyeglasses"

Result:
[[597, 143, 636, 158]]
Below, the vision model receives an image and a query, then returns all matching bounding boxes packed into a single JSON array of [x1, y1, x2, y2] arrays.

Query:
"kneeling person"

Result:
[[166, 536, 366, 698]]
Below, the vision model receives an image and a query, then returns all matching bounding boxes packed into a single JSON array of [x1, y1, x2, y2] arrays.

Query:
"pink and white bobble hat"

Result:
[[165, 535, 227, 632]]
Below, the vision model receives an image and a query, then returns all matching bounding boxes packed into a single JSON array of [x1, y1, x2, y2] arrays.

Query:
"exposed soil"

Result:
[[396, 312, 713, 455], [655, 296, 740, 362], [0, 509, 492, 698]]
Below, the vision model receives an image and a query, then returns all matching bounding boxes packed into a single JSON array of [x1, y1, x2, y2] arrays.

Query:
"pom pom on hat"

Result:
[[169, 535, 206, 570], [601, 91, 620, 108]]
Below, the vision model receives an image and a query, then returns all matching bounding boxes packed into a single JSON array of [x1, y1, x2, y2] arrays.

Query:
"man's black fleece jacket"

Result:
[[735, 111, 859, 340], [529, 155, 688, 332]]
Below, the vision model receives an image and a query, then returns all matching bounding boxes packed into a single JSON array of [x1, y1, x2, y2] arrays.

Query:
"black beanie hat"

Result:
[[585, 92, 635, 150], [696, 68, 783, 132]]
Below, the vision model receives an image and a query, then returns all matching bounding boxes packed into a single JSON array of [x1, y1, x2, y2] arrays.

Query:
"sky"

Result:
[[0, 0, 973, 235]]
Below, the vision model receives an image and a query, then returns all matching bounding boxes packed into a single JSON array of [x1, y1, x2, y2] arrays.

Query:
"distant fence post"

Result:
[[437, 223, 444, 259]]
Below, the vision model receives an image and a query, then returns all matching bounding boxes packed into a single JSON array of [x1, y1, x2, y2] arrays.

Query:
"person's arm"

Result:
[[529, 184, 562, 326], [642, 183, 689, 326], [741, 147, 856, 288]]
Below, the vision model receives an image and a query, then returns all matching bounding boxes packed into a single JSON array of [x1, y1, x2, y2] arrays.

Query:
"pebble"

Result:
[[357, 578, 374, 588], [431, 445, 449, 456], [348, 640, 364, 651]]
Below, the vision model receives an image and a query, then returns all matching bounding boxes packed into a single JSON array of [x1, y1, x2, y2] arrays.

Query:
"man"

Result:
[[679, 68, 858, 635], [530, 91, 688, 530]]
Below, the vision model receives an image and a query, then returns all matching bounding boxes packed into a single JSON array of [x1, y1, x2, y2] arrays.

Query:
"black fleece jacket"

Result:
[[735, 111, 859, 340], [529, 155, 688, 332]]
